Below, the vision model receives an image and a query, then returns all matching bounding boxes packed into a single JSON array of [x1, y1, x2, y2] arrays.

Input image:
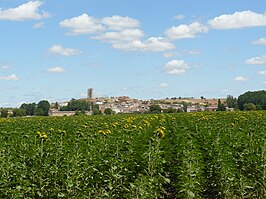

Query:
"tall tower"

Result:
[[87, 88, 93, 99]]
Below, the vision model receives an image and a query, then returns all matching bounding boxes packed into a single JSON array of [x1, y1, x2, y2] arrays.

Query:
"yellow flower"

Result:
[[37, 131, 48, 140], [155, 127, 165, 139]]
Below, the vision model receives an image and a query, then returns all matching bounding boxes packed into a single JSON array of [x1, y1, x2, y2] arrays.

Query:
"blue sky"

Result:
[[1, 0, 266, 107]]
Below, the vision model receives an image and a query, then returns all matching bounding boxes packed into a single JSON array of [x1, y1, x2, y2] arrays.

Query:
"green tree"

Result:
[[216, 99, 226, 111], [104, 108, 114, 115], [74, 110, 86, 116], [37, 100, 50, 116], [163, 107, 176, 113], [13, 108, 26, 117], [60, 99, 90, 111], [0, 109, 8, 118], [149, 104, 161, 113], [35, 108, 45, 116], [226, 95, 238, 109], [244, 103, 256, 111], [92, 104, 102, 115], [20, 103, 37, 116], [182, 102, 188, 112], [238, 90, 266, 110]]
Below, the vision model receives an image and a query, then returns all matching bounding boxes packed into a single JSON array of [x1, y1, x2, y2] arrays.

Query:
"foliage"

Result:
[[60, 99, 90, 111], [216, 99, 226, 111], [37, 100, 50, 116], [149, 104, 161, 113], [226, 95, 238, 109], [20, 103, 37, 116], [104, 108, 114, 115], [244, 103, 256, 111], [92, 104, 102, 115], [74, 110, 86, 116], [13, 108, 26, 117], [0, 109, 8, 118], [162, 107, 176, 113], [238, 90, 266, 110], [0, 112, 265, 198]]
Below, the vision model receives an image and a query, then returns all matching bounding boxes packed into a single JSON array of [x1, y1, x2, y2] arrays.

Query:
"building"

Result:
[[87, 88, 93, 99]]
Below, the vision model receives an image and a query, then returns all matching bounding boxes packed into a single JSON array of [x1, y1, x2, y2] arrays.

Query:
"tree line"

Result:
[[0, 100, 50, 118], [216, 90, 266, 111]]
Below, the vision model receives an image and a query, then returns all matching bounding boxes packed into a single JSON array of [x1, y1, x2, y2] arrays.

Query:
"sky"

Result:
[[0, 0, 266, 107]]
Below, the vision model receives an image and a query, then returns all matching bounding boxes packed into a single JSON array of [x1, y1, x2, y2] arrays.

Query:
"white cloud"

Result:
[[251, 37, 266, 45], [164, 60, 189, 75], [102, 15, 140, 30], [49, 45, 82, 56], [165, 22, 208, 40], [0, 1, 50, 21], [159, 83, 168, 88], [186, 50, 200, 55], [163, 52, 179, 58], [0, 74, 18, 80], [234, 76, 249, 81], [93, 29, 144, 43], [33, 21, 44, 28], [59, 13, 104, 35], [174, 15, 185, 20], [47, 67, 65, 73], [258, 71, 266, 75], [1, 65, 11, 69], [245, 55, 266, 65], [209, 10, 266, 29], [60, 13, 175, 52], [163, 50, 200, 58], [112, 37, 175, 51]]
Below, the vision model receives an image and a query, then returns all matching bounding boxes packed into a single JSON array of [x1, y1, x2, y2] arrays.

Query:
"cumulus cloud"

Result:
[[0, 1, 50, 21], [49, 45, 82, 56], [60, 13, 176, 52], [165, 22, 208, 40], [112, 37, 175, 51], [93, 29, 144, 43], [159, 83, 168, 88], [245, 55, 266, 65], [60, 13, 104, 35], [164, 60, 189, 75], [0, 74, 18, 80], [101, 15, 140, 30], [209, 10, 266, 29], [251, 37, 266, 45], [234, 76, 249, 81], [47, 67, 65, 73], [163, 52, 179, 58], [258, 71, 266, 75]]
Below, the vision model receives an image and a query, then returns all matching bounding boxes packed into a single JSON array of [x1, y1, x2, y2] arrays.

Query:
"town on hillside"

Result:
[[49, 88, 230, 116], [1, 89, 265, 117]]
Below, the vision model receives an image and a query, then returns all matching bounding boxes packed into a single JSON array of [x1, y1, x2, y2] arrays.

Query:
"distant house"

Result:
[[49, 110, 76, 116]]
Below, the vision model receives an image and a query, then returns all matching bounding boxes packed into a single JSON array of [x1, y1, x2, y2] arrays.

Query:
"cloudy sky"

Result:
[[1, 0, 266, 107]]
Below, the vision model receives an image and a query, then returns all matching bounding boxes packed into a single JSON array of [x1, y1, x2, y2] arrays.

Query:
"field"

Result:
[[0, 111, 265, 198]]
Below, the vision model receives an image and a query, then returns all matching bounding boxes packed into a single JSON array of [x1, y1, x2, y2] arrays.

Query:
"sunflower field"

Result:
[[0, 111, 265, 198]]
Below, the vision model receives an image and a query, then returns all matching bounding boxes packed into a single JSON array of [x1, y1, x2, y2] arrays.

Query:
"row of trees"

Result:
[[238, 90, 266, 110], [217, 90, 266, 111], [0, 100, 50, 118]]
